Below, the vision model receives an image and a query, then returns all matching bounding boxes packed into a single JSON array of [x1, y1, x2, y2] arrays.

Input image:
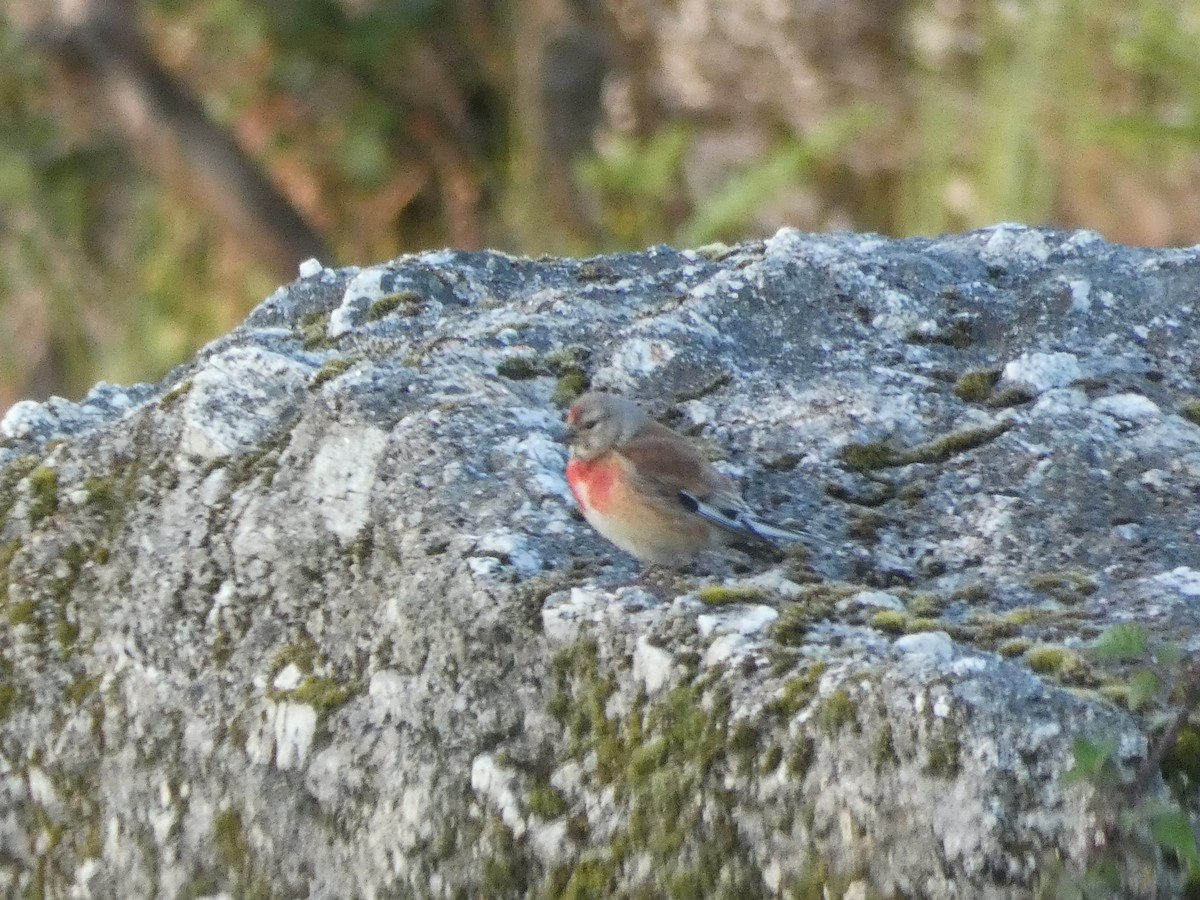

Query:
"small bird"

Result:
[[560, 391, 807, 566]]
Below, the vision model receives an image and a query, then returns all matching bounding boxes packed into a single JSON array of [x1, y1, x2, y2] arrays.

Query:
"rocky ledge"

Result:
[[1, 226, 1199, 898]]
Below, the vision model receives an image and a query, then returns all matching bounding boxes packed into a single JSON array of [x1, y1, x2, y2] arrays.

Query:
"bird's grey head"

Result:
[[562, 392, 649, 460]]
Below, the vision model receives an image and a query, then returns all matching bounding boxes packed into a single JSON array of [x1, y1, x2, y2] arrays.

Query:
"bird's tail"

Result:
[[678, 490, 812, 547]]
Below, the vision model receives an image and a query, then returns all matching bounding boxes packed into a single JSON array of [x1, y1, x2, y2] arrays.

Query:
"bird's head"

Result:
[[561, 392, 648, 460]]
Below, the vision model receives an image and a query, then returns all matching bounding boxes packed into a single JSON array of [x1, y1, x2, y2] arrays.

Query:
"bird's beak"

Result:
[[554, 425, 576, 446]]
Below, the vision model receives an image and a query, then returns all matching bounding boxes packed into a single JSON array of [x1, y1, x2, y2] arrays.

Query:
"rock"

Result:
[[1, 226, 1198, 897]]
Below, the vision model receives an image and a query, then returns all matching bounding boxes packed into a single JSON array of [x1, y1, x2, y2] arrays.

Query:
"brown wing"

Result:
[[618, 421, 741, 511]]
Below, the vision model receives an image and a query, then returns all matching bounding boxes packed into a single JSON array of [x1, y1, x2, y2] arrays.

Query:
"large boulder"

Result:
[[1, 226, 1198, 897]]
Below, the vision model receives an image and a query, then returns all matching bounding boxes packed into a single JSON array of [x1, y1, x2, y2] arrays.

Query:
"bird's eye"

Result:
[[581, 419, 597, 430]]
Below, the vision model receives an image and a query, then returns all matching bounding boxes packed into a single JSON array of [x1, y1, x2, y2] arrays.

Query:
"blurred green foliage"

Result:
[[1, 0, 1200, 408]]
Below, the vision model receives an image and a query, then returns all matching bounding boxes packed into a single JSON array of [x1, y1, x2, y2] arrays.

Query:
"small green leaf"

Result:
[[1064, 737, 1117, 784], [1090, 624, 1148, 662], [1150, 807, 1200, 873], [1128, 669, 1163, 711]]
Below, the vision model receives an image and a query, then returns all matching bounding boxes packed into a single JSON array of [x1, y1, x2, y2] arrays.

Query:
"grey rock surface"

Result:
[[1, 226, 1199, 898]]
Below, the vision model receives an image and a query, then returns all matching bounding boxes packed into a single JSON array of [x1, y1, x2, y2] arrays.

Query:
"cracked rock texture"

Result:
[[1, 226, 1199, 898]]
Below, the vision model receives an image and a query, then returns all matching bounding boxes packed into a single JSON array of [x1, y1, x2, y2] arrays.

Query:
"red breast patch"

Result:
[[567, 456, 617, 514]]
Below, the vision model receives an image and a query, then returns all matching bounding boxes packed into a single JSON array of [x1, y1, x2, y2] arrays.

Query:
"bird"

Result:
[[560, 391, 808, 566]]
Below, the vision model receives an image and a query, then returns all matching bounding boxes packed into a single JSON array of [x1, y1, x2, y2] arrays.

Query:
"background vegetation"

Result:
[[1, 0, 1199, 411]]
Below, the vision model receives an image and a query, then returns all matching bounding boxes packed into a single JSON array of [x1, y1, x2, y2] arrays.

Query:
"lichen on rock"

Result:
[[0, 226, 1198, 897]]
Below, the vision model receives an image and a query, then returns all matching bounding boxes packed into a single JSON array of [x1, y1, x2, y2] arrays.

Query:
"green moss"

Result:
[[0, 454, 39, 522], [1029, 570, 1098, 604], [496, 355, 543, 380], [1160, 725, 1200, 785], [547, 690, 571, 723], [839, 421, 1012, 471], [997, 638, 1032, 658], [158, 379, 193, 408], [270, 638, 318, 677], [527, 780, 569, 819], [56, 618, 80, 650], [291, 677, 352, 714], [846, 511, 889, 540], [213, 630, 234, 666], [927, 736, 961, 777], [545, 347, 589, 375], [870, 610, 908, 634], [953, 368, 1002, 403], [817, 689, 857, 736], [298, 310, 334, 350], [905, 617, 943, 634], [1181, 399, 1200, 426], [772, 583, 855, 645], [482, 857, 523, 896], [697, 584, 764, 607], [65, 675, 101, 705], [1003, 606, 1044, 626], [873, 722, 897, 769], [310, 356, 356, 388], [727, 721, 760, 762], [547, 638, 772, 894], [213, 808, 248, 868], [950, 582, 990, 604], [8, 599, 36, 627], [559, 857, 614, 900], [838, 440, 898, 471], [0, 683, 15, 721], [82, 476, 120, 519], [366, 289, 423, 321], [986, 385, 1035, 408], [553, 371, 591, 406], [27, 465, 58, 525], [920, 421, 1014, 462], [973, 615, 1020, 647], [1024, 644, 1084, 677], [768, 662, 829, 719], [1098, 683, 1131, 708], [761, 743, 783, 774], [903, 591, 945, 617], [787, 852, 862, 900], [0, 538, 20, 604]]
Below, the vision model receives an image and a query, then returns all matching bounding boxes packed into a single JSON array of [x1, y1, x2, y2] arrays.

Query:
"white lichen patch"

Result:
[[2, 400, 61, 441], [1001, 351, 1082, 395], [306, 424, 389, 543], [696, 604, 778, 639], [1, 382, 143, 442], [1064, 277, 1091, 313], [735, 570, 806, 600], [273, 663, 303, 692], [980, 224, 1052, 263], [27, 767, 59, 810], [179, 347, 312, 459], [330, 267, 391, 336], [475, 530, 542, 576], [367, 670, 407, 720], [894, 632, 955, 661], [1091, 393, 1161, 424], [837, 590, 904, 613], [542, 587, 608, 644], [632, 636, 673, 694], [593, 338, 678, 390], [870, 288, 923, 335], [1152, 567, 1200, 597], [470, 754, 525, 838], [274, 701, 318, 770], [703, 632, 758, 668]]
